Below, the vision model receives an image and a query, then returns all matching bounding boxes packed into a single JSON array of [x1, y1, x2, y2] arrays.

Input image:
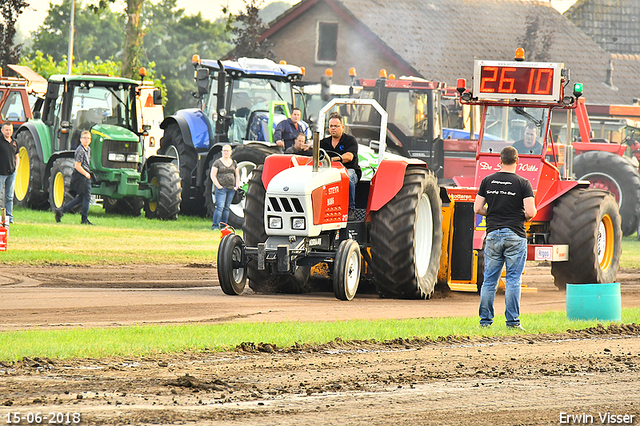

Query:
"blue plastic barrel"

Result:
[[566, 283, 621, 321]]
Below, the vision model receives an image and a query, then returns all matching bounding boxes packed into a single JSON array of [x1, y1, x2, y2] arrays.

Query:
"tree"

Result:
[[227, 0, 275, 60], [26, 0, 124, 64], [0, 0, 29, 72], [142, 0, 230, 113]]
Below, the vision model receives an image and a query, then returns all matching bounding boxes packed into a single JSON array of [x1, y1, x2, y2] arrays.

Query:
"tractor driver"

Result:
[[512, 122, 543, 155], [320, 112, 361, 221]]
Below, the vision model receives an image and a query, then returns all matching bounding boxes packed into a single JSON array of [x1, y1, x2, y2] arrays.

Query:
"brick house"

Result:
[[257, 0, 640, 105]]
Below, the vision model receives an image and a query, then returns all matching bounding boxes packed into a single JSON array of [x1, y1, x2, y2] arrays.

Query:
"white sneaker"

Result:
[[507, 324, 526, 331]]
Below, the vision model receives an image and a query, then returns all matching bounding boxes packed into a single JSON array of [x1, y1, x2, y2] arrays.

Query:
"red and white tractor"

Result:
[[217, 99, 444, 300]]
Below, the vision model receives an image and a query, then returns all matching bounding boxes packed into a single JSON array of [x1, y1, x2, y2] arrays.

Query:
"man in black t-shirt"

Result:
[[474, 146, 537, 330], [319, 112, 361, 220]]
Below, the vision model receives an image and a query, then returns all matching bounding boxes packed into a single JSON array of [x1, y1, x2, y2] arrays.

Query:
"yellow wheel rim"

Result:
[[53, 172, 65, 208], [15, 147, 30, 201], [597, 213, 614, 271], [149, 176, 158, 212]]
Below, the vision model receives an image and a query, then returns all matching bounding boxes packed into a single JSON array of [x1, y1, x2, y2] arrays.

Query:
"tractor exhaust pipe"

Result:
[[313, 131, 320, 172]]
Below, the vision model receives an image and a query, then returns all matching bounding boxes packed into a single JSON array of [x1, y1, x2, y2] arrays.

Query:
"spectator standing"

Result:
[[0, 122, 18, 226], [473, 146, 536, 330], [210, 144, 240, 230], [55, 130, 95, 225], [273, 108, 310, 150], [319, 112, 361, 220]]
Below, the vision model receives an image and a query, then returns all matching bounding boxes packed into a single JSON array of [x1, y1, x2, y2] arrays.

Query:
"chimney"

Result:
[[605, 58, 617, 89]]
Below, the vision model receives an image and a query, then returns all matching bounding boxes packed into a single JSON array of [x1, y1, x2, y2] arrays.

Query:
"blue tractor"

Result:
[[158, 56, 304, 224]]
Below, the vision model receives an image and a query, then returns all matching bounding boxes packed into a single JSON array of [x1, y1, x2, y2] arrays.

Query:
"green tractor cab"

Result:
[[14, 73, 181, 219]]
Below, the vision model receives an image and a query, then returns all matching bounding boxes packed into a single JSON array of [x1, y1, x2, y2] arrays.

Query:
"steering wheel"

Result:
[[291, 149, 332, 168], [323, 149, 344, 164]]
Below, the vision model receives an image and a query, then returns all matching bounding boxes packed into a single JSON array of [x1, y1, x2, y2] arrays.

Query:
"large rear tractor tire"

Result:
[[103, 196, 143, 217], [48, 158, 80, 212], [244, 165, 310, 294], [217, 233, 247, 295], [158, 123, 203, 216], [550, 189, 622, 290], [15, 130, 48, 210], [205, 144, 277, 229], [144, 162, 182, 220], [370, 167, 443, 299], [573, 151, 640, 236]]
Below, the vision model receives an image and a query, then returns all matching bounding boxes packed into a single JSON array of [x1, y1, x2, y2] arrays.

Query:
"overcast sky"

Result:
[[17, 0, 574, 37], [17, 0, 296, 36]]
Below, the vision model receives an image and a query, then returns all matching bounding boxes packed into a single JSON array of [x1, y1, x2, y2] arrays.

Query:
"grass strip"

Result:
[[1, 308, 639, 362]]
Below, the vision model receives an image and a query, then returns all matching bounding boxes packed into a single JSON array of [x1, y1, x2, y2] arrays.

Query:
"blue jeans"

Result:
[[212, 187, 235, 228], [347, 168, 358, 209], [0, 171, 16, 222], [62, 178, 91, 223], [479, 228, 527, 327]]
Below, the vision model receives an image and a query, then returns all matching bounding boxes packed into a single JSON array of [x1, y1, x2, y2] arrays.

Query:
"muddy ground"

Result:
[[1, 264, 640, 425]]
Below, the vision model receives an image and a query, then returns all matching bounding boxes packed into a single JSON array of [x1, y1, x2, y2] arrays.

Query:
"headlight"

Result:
[[291, 217, 305, 230], [268, 216, 282, 229], [126, 154, 139, 163], [108, 153, 126, 162]]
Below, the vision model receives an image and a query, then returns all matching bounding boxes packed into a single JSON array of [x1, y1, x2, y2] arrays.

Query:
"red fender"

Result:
[[367, 159, 427, 213]]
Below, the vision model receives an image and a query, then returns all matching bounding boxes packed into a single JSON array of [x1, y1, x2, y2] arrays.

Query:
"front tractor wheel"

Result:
[[549, 189, 622, 290], [370, 167, 443, 299], [333, 239, 361, 301], [48, 158, 77, 211], [144, 162, 182, 220], [15, 130, 48, 210], [217, 233, 247, 295]]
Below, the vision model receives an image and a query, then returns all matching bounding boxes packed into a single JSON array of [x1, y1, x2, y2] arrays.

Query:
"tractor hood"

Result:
[[90, 124, 139, 142]]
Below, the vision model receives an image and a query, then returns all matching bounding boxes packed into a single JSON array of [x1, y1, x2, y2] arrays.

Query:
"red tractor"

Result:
[[217, 99, 444, 300], [448, 51, 622, 290]]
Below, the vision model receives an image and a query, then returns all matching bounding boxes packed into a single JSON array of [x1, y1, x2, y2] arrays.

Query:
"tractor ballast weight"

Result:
[[217, 98, 445, 300], [14, 73, 181, 220], [448, 55, 622, 290], [158, 56, 304, 221]]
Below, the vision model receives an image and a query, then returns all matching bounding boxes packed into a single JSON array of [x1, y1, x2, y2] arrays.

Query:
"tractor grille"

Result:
[[267, 196, 305, 213], [101, 139, 139, 169]]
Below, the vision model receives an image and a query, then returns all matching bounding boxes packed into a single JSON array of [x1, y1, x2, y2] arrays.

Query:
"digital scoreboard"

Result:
[[472, 60, 564, 102]]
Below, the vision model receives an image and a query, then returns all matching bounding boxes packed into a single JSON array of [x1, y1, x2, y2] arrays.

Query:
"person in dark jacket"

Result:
[[273, 108, 310, 150]]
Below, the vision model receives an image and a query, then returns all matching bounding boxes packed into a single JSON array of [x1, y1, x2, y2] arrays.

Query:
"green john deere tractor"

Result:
[[14, 73, 181, 219]]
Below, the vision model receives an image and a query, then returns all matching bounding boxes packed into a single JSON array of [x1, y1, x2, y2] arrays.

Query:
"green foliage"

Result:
[[24, 0, 125, 64], [141, 0, 231, 113], [1, 309, 639, 361], [0, 0, 29, 70], [19, 51, 122, 79]]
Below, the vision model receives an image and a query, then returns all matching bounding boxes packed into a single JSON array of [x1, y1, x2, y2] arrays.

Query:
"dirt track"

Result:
[[1, 264, 640, 425]]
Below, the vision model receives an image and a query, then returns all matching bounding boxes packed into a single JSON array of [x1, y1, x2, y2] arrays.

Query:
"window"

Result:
[[316, 22, 338, 64], [1, 91, 26, 122]]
